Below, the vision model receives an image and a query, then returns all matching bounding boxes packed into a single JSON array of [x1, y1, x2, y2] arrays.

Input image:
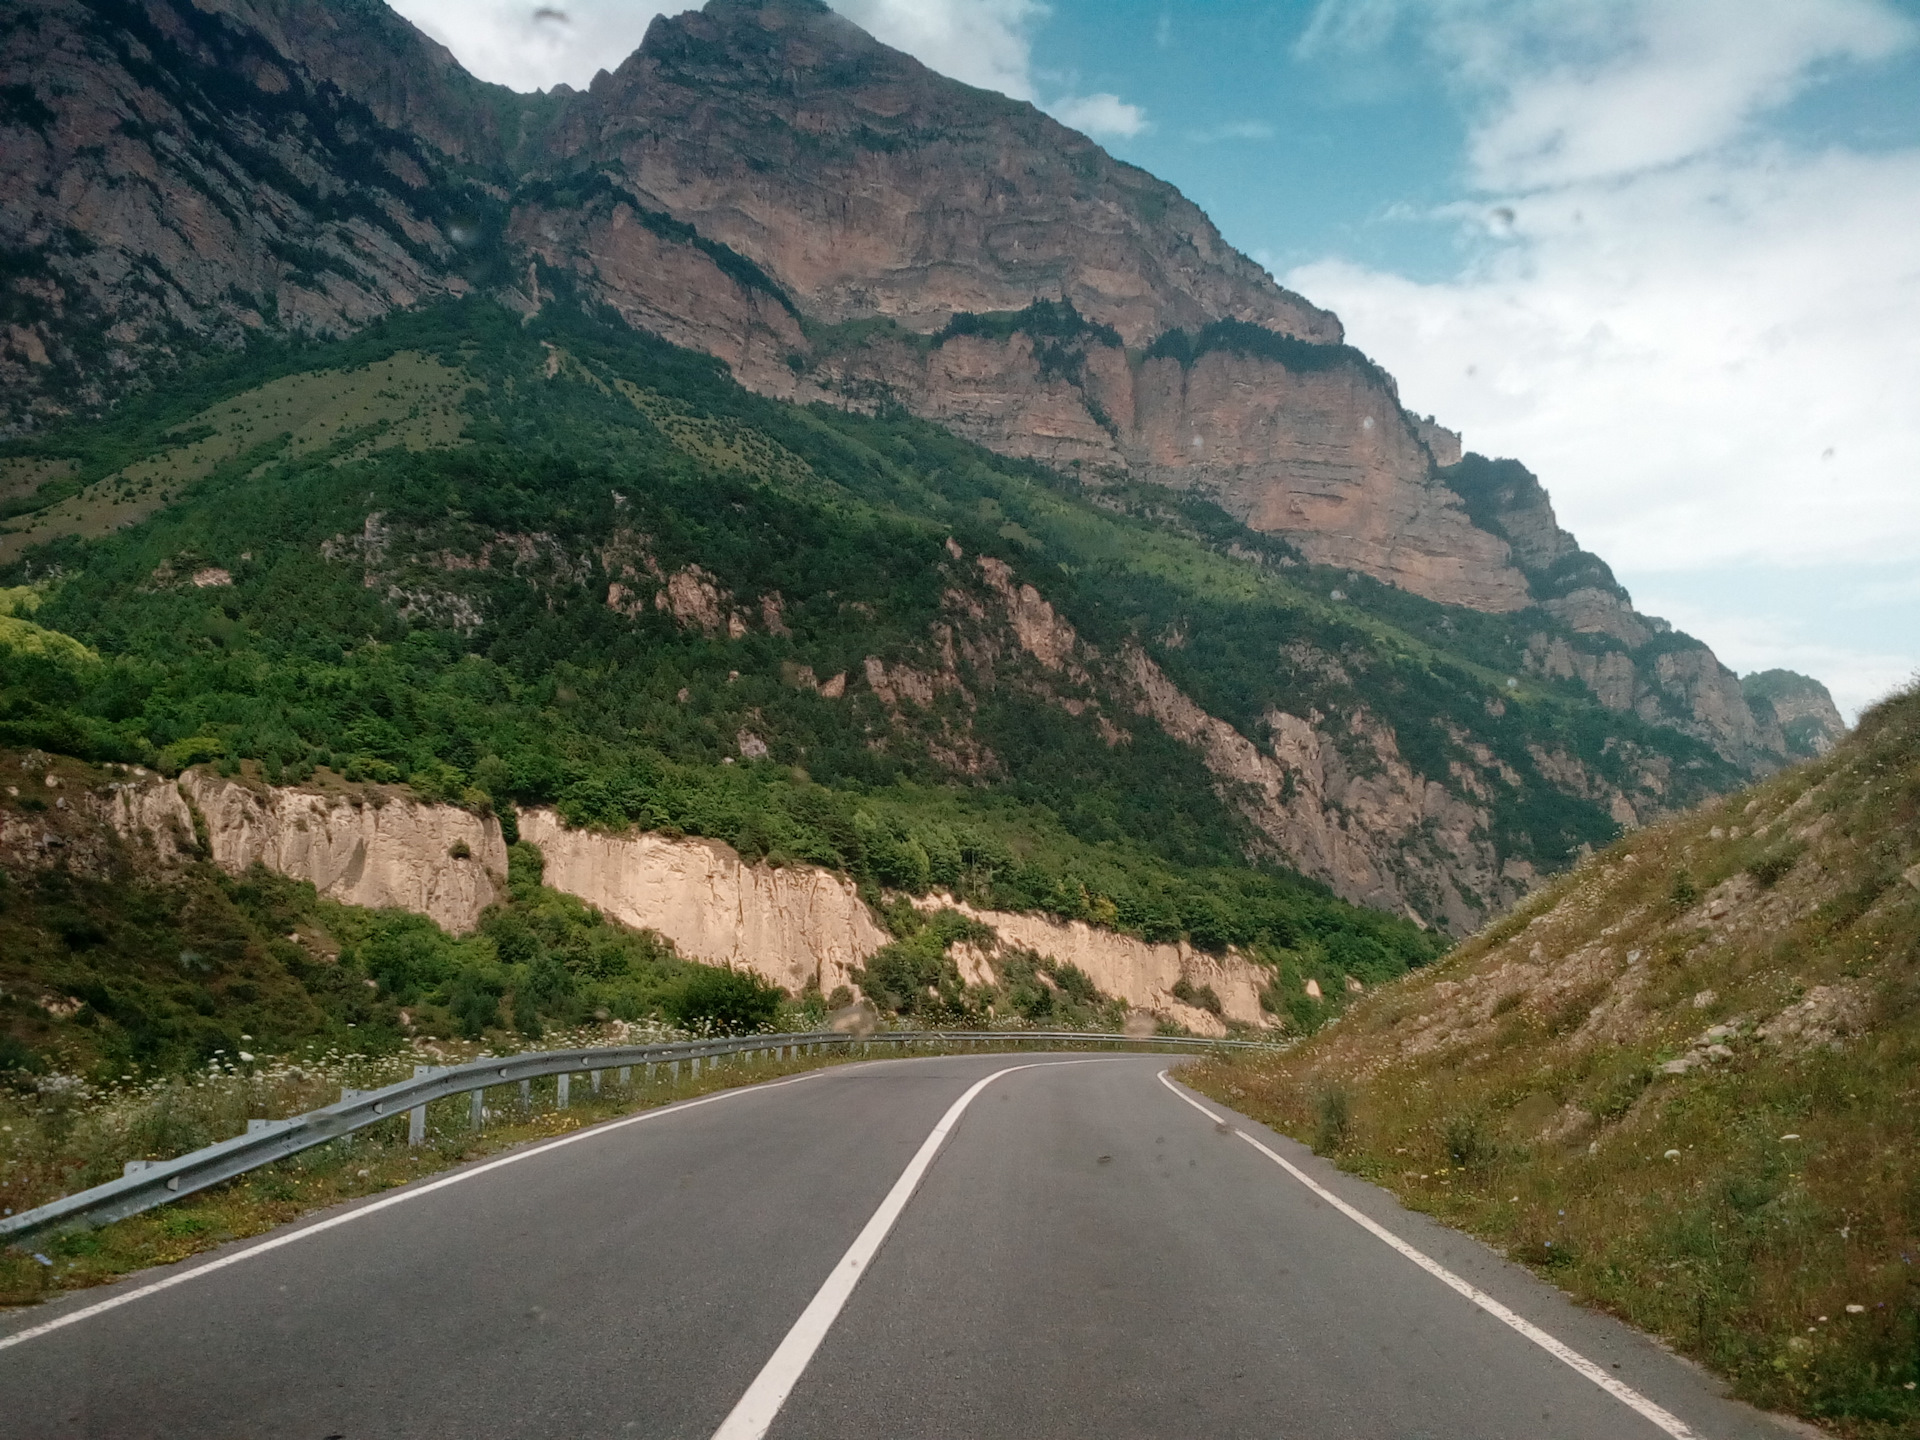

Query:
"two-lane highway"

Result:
[[1, 1055, 1806, 1438]]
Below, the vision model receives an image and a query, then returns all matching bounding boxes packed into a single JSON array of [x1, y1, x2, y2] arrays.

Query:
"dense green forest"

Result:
[[0, 296, 1757, 1071]]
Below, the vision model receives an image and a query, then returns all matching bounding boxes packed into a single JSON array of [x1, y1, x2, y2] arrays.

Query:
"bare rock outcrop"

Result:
[[550, 0, 1339, 349], [178, 773, 506, 933], [518, 808, 889, 997], [914, 895, 1271, 1036], [1, 0, 496, 431], [95, 774, 199, 866], [524, 809, 1273, 1030]]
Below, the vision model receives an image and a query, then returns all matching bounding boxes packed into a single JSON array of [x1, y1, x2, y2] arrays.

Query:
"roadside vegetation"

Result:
[[1183, 681, 1920, 1438], [0, 1035, 851, 1308]]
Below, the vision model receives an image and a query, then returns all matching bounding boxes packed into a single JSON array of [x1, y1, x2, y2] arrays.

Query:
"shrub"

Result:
[[1747, 842, 1804, 888], [1442, 1111, 1497, 1170], [665, 966, 783, 1035], [0, 1033, 44, 1076], [1170, 977, 1222, 1015], [1669, 869, 1700, 909], [1314, 1087, 1352, 1154]]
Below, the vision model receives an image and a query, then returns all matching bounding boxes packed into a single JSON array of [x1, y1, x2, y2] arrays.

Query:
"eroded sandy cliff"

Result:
[[99, 772, 507, 934], [517, 808, 889, 997]]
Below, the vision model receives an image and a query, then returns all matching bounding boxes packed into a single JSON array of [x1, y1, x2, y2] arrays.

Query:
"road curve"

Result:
[[1, 1054, 1805, 1439]]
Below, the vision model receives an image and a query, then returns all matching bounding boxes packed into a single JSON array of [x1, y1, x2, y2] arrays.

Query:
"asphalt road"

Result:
[[0, 1054, 1809, 1439]]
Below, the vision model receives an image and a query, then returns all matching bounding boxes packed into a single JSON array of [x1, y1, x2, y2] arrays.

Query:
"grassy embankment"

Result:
[[1183, 683, 1920, 1437]]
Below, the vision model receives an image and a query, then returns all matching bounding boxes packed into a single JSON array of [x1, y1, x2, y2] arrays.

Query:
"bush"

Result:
[[665, 966, 783, 1035], [1747, 842, 1804, 888], [0, 1033, 44, 1076], [1171, 977, 1222, 1015], [1314, 1087, 1352, 1154], [1442, 1111, 1497, 1170]]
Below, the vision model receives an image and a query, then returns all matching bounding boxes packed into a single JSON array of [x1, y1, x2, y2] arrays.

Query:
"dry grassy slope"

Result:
[[0, 353, 475, 564], [1185, 682, 1920, 1437]]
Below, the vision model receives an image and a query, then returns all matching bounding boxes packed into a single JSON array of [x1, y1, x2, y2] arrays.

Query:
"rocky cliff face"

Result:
[[915, 895, 1272, 1037], [0, 0, 528, 428], [8, 757, 1275, 1026], [517, 807, 889, 998], [545, 0, 1338, 348], [1742, 670, 1848, 759], [97, 770, 507, 932], [939, 545, 1558, 929], [512, 811, 1277, 1033], [0, 0, 1840, 898]]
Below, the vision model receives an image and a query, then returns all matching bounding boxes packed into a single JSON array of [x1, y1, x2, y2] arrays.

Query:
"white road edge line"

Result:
[[0, 1070, 829, 1354], [1155, 1069, 1702, 1440], [709, 1059, 1106, 1440]]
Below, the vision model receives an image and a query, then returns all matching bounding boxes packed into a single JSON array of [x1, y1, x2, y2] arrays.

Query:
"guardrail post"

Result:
[[409, 1065, 436, 1146], [591, 1068, 603, 1096], [669, 1059, 679, 1084], [618, 1065, 632, 1088], [519, 1078, 531, 1108], [470, 1089, 484, 1131], [691, 1055, 702, 1078], [556, 1072, 571, 1108]]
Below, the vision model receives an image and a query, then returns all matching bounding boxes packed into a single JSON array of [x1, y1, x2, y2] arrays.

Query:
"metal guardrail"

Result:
[[1, 1028, 1267, 1246]]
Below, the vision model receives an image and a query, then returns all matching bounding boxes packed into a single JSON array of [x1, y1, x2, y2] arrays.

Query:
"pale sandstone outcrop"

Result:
[[518, 809, 889, 997], [81, 761, 1271, 1030], [522, 809, 1269, 1032], [178, 773, 506, 934], [95, 776, 198, 866], [913, 895, 1271, 1037]]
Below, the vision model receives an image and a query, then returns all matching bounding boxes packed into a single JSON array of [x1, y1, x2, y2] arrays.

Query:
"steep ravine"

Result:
[[103, 773, 1275, 1031]]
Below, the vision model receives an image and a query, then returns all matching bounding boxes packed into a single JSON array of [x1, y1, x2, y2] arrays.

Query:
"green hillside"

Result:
[[0, 297, 1767, 1061], [1184, 681, 1920, 1436]]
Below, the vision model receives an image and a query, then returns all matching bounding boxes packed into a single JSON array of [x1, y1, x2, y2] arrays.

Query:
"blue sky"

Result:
[[391, 0, 1920, 719]]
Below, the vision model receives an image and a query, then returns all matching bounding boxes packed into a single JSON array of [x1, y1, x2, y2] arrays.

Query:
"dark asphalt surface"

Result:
[[0, 1055, 1809, 1439]]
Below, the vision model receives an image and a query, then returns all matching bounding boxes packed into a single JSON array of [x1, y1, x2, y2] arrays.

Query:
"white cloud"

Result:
[[1187, 120, 1276, 143], [1452, 0, 1914, 189], [388, 0, 1147, 138], [1050, 91, 1150, 138], [1292, 144, 1920, 574], [832, 0, 1046, 98], [389, 0, 665, 91], [1284, 0, 1920, 706]]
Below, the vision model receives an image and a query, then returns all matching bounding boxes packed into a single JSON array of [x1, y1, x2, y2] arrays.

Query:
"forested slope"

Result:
[[1, 299, 1753, 932]]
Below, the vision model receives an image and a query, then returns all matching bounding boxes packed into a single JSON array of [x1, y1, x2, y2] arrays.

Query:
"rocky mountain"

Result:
[[0, 0, 1842, 932], [1181, 678, 1920, 1435]]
